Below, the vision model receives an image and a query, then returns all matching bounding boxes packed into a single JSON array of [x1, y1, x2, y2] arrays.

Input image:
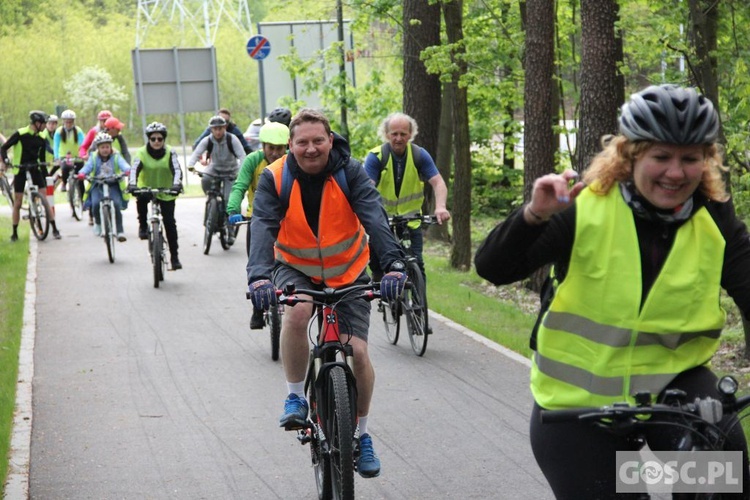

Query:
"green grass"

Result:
[[423, 250, 536, 359], [0, 217, 29, 491]]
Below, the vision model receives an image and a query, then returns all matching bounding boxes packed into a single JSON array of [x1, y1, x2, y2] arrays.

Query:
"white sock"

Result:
[[287, 381, 305, 399], [358, 415, 369, 436]]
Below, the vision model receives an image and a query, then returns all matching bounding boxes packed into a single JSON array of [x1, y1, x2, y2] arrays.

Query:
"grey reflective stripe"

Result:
[[544, 311, 633, 347], [634, 329, 721, 349], [275, 252, 324, 277], [275, 230, 363, 260], [321, 234, 369, 282], [382, 191, 423, 207], [534, 352, 624, 396], [544, 311, 722, 350], [629, 373, 679, 397]]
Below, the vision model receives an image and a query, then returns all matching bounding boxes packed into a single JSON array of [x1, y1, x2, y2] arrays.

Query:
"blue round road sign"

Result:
[[247, 35, 271, 61]]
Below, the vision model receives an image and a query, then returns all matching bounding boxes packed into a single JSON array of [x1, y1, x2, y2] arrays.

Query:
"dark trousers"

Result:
[[136, 196, 179, 258], [369, 226, 424, 279], [530, 366, 750, 499]]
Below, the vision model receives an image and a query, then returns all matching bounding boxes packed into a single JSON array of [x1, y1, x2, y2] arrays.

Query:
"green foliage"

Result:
[[469, 145, 524, 217], [63, 66, 127, 119]]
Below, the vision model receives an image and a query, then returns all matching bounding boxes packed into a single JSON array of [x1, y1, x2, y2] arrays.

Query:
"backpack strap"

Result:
[[278, 163, 351, 212], [204, 136, 237, 160]]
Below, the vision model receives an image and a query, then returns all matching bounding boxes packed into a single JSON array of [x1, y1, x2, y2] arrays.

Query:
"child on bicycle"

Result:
[[475, 84, 750, 498], [78, 132, 131, 241]]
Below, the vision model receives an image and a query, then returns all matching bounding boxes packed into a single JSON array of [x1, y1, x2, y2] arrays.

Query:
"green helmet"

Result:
[[259, 122, 290, 146]]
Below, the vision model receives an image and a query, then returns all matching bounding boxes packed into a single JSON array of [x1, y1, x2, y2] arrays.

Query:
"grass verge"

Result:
[[0, 217, 29, 492]]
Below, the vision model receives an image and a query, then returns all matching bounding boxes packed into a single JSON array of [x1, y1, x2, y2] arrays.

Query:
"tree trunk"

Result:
[[443, 0, 471, 271], [687, 0, 723, 142], [577, 0, 622, 172], [431, 81, 453, 242], [403, 0, 442, 158], [522, 0, 555, 201]]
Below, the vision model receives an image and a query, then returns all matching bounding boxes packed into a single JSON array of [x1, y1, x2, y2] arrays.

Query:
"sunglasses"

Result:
[[149, 136, 164, 143]]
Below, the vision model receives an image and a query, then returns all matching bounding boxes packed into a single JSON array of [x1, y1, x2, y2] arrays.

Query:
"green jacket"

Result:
[[227, 150, 268, 216]]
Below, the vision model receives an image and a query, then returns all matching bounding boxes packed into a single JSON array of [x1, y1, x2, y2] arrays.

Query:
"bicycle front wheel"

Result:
[[203, 197, 218, 255], [0, 176, 13, 207], [382, 299, 400, 345], [102, 204, 115, 263], [405, 260, 428, 356], [152, 222, 163, 288], [29, 192, 50, 240], [269, 306, 281, 361], [324, 366, 355, 500], [68, 179, 82, 220]]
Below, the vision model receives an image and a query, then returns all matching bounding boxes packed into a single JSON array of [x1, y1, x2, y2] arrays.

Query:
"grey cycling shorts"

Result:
[[272, 264, 371, 342]]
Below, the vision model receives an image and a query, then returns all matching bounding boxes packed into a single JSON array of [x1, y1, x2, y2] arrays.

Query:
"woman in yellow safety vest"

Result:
[[475, 84, 750, 498]]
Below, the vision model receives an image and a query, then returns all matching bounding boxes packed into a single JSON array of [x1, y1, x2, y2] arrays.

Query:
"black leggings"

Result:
[[530, 367, 750, 499], [136, 196, 179, 258]]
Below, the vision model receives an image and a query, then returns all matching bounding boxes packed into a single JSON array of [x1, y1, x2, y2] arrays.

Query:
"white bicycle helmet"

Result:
[[145, 122, 167, 138], [61, 109, 76, 120], [94, 132, 113, 147], [208, 115, 227, 128]]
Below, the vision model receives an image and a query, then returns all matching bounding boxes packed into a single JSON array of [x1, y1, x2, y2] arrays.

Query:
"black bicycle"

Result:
[[269, 282, 381, 500], [540, 376, 750, 499], [193, 169, 238, 255], [11, 162, 53, 240], [131, 188, 178, 288], [61, 154, 85, 220], [379, 214, 437, 356]]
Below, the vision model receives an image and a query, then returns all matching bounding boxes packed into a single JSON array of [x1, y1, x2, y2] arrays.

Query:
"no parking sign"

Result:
[[246, 35, 271, 60]]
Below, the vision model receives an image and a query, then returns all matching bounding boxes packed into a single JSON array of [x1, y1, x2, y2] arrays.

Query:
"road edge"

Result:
[[429, 310, 532, 368], [4, 236, 37, 500]]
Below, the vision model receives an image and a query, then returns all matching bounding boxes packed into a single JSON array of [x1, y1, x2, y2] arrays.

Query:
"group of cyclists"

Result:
[[4, 82, 747, 497]]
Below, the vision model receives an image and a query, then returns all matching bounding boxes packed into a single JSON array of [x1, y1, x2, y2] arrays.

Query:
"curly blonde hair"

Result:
[[582, 135, 729, 202]]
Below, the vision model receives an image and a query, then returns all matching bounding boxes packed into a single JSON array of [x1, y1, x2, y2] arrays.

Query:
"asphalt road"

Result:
[[23, 196, 552, 499]]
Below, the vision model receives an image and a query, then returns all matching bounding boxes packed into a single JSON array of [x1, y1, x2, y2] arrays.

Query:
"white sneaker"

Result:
[[93, 224, 102, 236]]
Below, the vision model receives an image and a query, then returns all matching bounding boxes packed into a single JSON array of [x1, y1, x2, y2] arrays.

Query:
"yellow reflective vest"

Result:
[[370, 143, 423, 229], [533, 185, 726, 410]]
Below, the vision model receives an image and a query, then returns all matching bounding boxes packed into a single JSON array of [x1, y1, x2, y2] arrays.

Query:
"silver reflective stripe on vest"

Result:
[[534, 352, 623, 396], [276, 230, 363, 260], [274, 252, 324, 277], [321, 234, 369, 281], [382, 191, 423, 208], [544, 311, 722, 350]]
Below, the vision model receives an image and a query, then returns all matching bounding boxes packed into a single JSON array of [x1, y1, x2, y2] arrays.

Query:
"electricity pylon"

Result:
[[135, 0, 253, 47]]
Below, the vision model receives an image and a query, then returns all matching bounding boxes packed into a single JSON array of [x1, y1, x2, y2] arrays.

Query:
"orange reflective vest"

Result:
[[271, 157, 369, 287]]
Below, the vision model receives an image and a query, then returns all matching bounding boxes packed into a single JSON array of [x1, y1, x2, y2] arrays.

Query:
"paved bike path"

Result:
[[19, 197, 551, 499]]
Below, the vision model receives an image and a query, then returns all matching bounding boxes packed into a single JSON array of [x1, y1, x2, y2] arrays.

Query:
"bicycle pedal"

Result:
[[297, 429, 312, 445], [21, 215, 29, 220]]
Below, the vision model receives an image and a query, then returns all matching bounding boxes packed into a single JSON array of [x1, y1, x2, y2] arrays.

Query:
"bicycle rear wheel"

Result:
[[102, 204, 115, 263], [405, 260, 428, 356], [29, 192, 50, 240], [324, 366, 355, 500], [152, 222, 162, 288], [203, 197, 217, 255], [269, 306, 281, 361]]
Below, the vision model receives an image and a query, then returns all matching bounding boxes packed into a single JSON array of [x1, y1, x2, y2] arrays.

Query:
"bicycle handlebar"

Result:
[[388, 214, 438, 226], [8, 162, 50, 169], [130, 187, 180, 196], [540, 393, 750, 426], [87, 173, 128, 184], [274, 282, 381, 307]]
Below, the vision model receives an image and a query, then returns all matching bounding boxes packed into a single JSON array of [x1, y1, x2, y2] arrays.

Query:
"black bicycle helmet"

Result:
[[145, 121, 168, 138], [29, 110, 48, 123], [208, 115, 227, 128], [618, 84, 719, 145], [267, 107, 292, 127]]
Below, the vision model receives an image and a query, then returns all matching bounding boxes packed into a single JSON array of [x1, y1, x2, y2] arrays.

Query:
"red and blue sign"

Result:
[[247, 35, 271, 61]]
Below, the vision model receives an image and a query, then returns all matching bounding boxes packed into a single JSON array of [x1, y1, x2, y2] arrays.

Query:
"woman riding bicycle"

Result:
[[475, 84, 750, 498], [53, 109, 85, 192], [77, 132, 131, 241]]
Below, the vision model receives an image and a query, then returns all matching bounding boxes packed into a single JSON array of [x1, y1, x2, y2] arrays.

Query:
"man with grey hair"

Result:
[[363, 112, 450, 283]]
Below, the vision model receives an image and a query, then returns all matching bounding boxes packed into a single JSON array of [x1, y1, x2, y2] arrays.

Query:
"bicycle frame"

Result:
[[15, 163, 52, 240], [195, 170, 235, 254], [89, 174, 125, 263], [132, 188, 175, 288], [274, 282, 380, 500]]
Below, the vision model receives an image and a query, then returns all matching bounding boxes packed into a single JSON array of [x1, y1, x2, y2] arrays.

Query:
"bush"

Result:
[[468, 145, 524, 216]]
